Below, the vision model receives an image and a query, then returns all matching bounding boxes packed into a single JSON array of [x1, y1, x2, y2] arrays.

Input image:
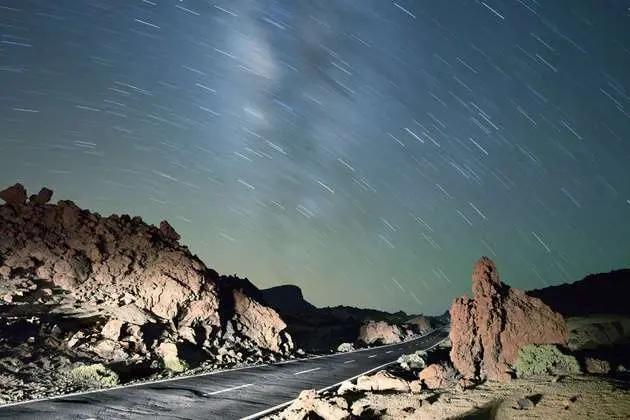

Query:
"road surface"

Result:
[[0, 327, 449, 420]]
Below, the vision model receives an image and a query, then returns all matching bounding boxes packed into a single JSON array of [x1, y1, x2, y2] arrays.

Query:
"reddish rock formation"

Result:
[[418, 362, 457, 389], [449, 257, 569, 381], [0, 183, 27, 208], [0, 184, 293, 362], [29, 187, 53, 205]]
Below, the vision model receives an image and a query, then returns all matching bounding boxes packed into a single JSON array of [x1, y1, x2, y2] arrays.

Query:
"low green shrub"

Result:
[[513, 344, 581, 377], [68, 363, 119, 388]]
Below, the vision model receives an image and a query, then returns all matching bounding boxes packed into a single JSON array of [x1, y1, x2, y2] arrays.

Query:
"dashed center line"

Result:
[[209, 383, 253, 395], [344, 360, 355, 364], [294, 367, 321, 375], [386, 350, 393, 354], [368, 355, 377, 358]]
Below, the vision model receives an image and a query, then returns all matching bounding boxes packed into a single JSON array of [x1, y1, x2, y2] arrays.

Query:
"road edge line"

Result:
[[240, 335, 449, 420], [0, 327, 447, 410]]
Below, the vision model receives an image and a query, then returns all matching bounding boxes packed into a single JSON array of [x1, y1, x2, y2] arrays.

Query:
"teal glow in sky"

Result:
[[1, 0, 629, 315]]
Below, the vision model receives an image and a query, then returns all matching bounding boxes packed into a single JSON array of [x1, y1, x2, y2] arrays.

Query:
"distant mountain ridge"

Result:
[[260, 283, 443, 352], [527, 268, 630, 317], [260, 285, 316, 314]]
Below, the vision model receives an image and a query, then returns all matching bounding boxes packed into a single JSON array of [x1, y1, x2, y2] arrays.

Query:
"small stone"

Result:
[[3, 294, 13, 303], [514, 397, 535, 410]]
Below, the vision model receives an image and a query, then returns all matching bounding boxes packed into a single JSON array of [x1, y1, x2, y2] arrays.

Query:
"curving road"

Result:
[[0, 328, 449, 420]]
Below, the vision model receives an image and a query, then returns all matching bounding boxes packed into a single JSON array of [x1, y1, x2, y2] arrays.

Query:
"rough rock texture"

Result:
[[260, 285, 316, 314], [449, 257, 569, 381], [0, 184, 295, 403], [397, 350, 427, 371], [405, 316, 432, 334], [356, 370, 411, 392], [279, 389, 350, 420], [337, 342, 355, 352], [231, 289, 292, 354], [418, 362, 457, 390], [585, 357, 611, 375], [0, 183, 27, 208], [358, 320, 403, 345]]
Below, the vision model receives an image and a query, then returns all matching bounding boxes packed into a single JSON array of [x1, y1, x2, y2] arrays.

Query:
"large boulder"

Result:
[[449, 257, 569, 381], [0, 184, 293, 360], [0, 183, 27, 208], [355, 370, 411, 392], [405, 315, 432, 334], [358, 320, 402, 345]]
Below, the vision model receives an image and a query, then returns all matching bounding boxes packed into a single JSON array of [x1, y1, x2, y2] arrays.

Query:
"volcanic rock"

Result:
[[279, 389, 350, 420], [0, 184, 293, 370], [356, 370, 411, 392], [418, 362, 457, 389], [0, 183, 27, 208], [29, 188, 53, 205], [449, 257, 569, 381], [231, 288, 292, 354], [405, 316, 432, 334], [358, 320, 403, 345]]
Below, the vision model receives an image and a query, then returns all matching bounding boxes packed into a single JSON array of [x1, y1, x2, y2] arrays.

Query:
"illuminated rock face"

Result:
[[0, 184, 293, 359], [449, 257, 569, 381], [358, 320, 403, 345]]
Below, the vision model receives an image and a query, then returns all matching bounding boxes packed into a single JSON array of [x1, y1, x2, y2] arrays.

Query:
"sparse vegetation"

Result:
[[67, 363, 119, 388], [513, 344, 581, 377], [162, 354, 189, 373]]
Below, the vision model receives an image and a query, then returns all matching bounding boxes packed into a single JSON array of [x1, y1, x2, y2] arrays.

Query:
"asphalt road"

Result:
[[0, 328, 449, 420]]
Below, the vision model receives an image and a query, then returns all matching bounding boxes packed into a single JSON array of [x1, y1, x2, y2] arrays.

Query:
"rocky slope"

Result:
[[449, 256, 569, 381], [0, 183, 294, 403], [528, 269, 630, 317]]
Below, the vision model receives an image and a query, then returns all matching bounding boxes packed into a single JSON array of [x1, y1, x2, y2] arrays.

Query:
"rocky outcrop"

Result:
[[405, 316, 432, 334], [418, 362, 457, 389], [0, 183, 27, 208], [337, 342, 355, 352], [358, 320, 403, 345], [449, 257, 569, 381], [261, 285, 316, 314], [356, 370, 412, 392], [231, 289, 293, 354], [528, 269, 630, 317], [0, 184, 295, 402]]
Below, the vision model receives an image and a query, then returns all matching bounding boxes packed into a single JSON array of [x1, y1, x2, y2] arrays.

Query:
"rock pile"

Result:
[[0, 183, 294, 402], [449, 257, 569, 381]]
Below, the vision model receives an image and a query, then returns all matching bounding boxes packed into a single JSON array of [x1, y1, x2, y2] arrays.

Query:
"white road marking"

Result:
[[241, 336, 449, 420], [1, 328, 447, 411], [386, 350, 393, 354], [344, 360, 355, 364], [368, 355, 377, 358], [209, 383, 253, 395], [294, 367, 321, 376]]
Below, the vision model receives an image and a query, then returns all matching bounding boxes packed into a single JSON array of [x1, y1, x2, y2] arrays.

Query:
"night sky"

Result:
[[1, 1, 629, 315]]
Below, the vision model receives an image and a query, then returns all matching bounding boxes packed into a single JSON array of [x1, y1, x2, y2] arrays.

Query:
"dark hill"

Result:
[[528, 268, 630, 317], [261, 284, 317, 314]]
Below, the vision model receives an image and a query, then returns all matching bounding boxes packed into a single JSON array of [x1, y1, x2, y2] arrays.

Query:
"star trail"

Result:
[[1, 0, 629, 315]]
